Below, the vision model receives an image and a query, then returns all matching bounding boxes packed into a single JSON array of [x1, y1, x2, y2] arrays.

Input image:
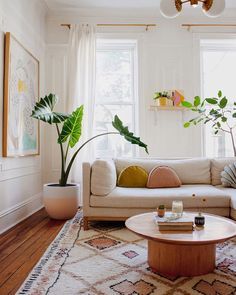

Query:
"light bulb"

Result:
[[203, 0, 225, 17], [160, 0, 181, 18]]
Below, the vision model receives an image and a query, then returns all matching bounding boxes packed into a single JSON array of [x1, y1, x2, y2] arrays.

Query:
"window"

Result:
[[93, 40, 138, 158], [201, 39, 236, 157]]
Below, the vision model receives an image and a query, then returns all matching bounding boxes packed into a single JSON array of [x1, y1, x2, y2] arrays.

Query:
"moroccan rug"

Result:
[[17, 211, 236, 295]]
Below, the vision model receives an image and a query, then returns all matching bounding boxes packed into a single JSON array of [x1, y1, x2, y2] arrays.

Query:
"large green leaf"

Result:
[[58, 106, 84, 148], [112, 115, 149, 154], [31, 94, 69, 124]]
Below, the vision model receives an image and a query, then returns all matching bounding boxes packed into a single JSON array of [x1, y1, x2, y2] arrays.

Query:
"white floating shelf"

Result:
[[149, 105, 186, 111]]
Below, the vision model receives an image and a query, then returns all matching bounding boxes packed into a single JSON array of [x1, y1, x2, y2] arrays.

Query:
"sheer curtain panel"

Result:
[[66, 24, 96, 186]]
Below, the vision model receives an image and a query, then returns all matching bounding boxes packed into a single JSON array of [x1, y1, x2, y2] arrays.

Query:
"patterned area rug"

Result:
[[17, 211, 236, 295]]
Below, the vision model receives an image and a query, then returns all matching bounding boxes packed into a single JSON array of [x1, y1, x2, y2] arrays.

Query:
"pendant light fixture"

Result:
[[160, 0, 226, 18]]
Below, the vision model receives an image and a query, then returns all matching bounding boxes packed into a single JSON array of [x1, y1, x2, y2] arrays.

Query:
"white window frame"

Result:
[[200, 38, 236, 157], [95, 38, 139, 157], [193, 33, 236, 157]]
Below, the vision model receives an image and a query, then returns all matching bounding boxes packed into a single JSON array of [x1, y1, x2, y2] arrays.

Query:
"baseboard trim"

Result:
[[0, 193, 43, 234]]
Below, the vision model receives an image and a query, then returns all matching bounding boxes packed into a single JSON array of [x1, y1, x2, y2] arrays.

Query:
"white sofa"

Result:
[[82, 157, 236, 229]]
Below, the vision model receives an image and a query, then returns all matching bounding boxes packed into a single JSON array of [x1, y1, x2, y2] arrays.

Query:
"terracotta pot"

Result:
[[157, 208, 166, 217], [43, 183, 80, 220]]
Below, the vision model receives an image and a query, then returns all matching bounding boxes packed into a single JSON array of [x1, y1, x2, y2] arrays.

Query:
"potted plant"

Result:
[[182, 91, 236, 156], [157, 204, 166, 217], [153, 91, 172, 107], [31, 94, 149, 220]]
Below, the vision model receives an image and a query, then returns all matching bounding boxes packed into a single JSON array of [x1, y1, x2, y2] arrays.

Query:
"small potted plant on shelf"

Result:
[[31, 94, 149, 220], [153, 91, 172, 107], [157, 204, 166, 217]]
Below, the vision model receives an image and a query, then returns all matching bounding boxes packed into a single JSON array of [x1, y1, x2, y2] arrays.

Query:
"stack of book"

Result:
[[154, 212, 194, 231]]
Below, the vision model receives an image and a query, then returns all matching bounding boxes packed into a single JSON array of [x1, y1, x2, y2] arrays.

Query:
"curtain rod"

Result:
[[61, 23, 157, 31], [182, 24, 236, 30]]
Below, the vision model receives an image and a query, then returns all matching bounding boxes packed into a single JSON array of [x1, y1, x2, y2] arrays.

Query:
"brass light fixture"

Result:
[[160, 0, 225, 18]]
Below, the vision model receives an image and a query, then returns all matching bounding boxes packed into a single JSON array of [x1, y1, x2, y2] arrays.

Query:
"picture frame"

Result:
[[3, 32, 40, 157]]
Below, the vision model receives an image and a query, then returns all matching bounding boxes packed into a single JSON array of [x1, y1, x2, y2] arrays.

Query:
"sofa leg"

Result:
[[83, 217, 89, 230]]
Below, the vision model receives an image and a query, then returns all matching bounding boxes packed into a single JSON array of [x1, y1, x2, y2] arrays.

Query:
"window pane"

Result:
[[202, 51, 236, 102], [96, 50, 133, 103], [94, 41, 137, 158], [94, 104, 134, 158], [201, 42, 236, 157]]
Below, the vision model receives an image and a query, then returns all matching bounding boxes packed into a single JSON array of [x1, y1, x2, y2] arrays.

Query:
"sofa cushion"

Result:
[[147, 166, 181, 188], [216, 185, 236, 210], [211, 157, 236, 185], [118, 166, 148, 188], [115, 158, 211, 184], [90, 185, 230, 208], [91, 160, 116, 196]]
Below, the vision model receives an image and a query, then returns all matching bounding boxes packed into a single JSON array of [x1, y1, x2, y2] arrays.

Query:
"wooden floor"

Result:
[[0, 209, 66, 295]]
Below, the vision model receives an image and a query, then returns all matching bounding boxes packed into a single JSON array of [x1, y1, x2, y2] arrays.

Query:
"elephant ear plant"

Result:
[[182, 91, 236, 156], [31, 94, 149, 186]]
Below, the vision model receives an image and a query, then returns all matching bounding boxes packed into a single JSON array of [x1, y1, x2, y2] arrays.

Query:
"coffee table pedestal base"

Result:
[[148, 240, 216, 277]]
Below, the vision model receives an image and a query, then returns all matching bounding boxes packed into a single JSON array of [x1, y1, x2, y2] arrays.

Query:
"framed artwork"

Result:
[[3, 32, 40, 157]]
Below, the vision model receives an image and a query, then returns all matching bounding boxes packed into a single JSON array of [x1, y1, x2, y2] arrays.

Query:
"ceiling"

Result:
[[45, 0, 236, 11]]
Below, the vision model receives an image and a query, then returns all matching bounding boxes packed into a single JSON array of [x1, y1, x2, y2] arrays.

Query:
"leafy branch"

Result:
[[182, 91, 236, 156]]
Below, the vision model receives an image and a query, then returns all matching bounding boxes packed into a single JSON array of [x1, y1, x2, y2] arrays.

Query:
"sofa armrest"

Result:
[[82, 162, 91, 215]]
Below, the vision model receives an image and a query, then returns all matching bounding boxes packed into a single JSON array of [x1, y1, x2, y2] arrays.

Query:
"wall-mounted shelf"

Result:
[[149, 105, 188, 125], [149, 105, 186, 111]]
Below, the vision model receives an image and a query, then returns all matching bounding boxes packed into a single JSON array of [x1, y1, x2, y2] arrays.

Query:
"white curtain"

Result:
[[66, 24, 96, 184]]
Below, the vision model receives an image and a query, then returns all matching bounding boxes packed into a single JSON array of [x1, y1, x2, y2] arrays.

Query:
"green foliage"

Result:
[[31, 94, 70, 124], [219, 97, 227, 109], [206, 98, 217, 104], [181, 91, 236, 156], [182, 101, 193, 108], [112, 115, 149, 154], [184, 122, 190, 128], [194, 96, 201, 107], [58, 106, 83, 148], [31, 94, 148, 186], [153, 91, 170, 99]]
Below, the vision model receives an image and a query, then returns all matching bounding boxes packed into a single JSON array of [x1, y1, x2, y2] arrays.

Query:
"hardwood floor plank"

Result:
[[0, 220, 61, 284], [0, 217, 50, 263], [0, 209, 66, 295], [0, 209, 46, 241], [0, 209, 48, 251]]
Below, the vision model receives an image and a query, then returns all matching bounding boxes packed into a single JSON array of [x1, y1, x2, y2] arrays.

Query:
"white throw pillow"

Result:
[[211, 157, 236, 185], [91, 160, 117, 196]]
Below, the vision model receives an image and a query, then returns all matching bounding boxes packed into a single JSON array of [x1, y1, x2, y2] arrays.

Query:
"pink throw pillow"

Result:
[[147, 166, 181, 188]]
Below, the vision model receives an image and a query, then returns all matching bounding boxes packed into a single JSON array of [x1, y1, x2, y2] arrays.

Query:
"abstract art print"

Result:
[[3, 32, 39, 157]]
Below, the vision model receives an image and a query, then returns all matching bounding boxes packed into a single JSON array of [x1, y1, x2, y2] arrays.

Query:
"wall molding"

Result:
[[0, 168, 41, 182], [0, 193, 43, 234]]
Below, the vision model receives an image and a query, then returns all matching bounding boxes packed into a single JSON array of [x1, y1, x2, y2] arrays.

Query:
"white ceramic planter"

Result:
[[43, 183, 80, 220]]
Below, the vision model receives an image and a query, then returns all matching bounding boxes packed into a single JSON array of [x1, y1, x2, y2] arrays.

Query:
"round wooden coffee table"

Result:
[[125, 212, 236, 277]]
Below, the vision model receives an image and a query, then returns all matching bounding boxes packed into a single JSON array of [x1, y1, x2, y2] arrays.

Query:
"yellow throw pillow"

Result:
[[118, 166, 148, 187]]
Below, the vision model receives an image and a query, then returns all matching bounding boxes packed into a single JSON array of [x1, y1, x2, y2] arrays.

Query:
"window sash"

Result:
[[94, 39, 138, 157]]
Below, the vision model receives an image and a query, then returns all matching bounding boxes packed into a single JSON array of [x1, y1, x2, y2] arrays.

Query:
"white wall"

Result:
[[44, 7, 236, 183], [0, 0, 47, 233]]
